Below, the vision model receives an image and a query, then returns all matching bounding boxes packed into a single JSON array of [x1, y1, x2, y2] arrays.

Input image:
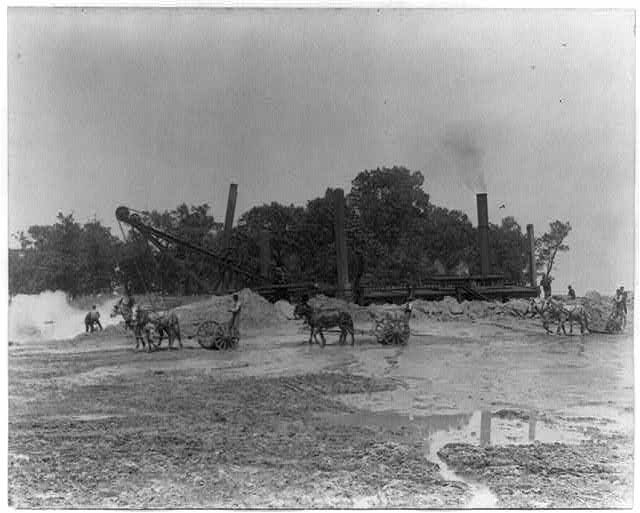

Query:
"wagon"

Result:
[[371, 306, 412, 345], [196, 321, 240, 350]]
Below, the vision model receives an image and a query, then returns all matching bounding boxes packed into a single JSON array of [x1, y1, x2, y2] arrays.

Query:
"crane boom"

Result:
[[115, 206, 268, 284]]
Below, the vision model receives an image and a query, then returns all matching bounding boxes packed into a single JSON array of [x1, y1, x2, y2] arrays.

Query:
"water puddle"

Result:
[[317, 406, 600, 508]]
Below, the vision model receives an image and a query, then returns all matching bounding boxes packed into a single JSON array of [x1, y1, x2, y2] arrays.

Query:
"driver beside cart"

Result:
[[229, 294, 242, 333]]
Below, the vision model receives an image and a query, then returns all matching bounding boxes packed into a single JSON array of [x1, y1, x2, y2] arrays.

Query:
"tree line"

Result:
[[9, 166, 571, 297]]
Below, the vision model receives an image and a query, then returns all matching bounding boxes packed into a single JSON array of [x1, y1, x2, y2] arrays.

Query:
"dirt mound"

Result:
[[74, 324, 129, 340], [307, 295, 372, 325], [305, 295, 536, 327], [275, 299, 296, 320], [409, 297, 530, 322], [173, 289, 290, 336]]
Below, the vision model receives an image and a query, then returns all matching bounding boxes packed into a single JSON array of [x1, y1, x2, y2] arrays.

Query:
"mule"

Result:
[[548, 299, 590, 335], [528, 298, 567, 335], [136, 308, 183, 350], [111, 298, 182, 351], [111, 298, 147, 349], [531, 298, 590, 336], [293, 302, 355, 347]]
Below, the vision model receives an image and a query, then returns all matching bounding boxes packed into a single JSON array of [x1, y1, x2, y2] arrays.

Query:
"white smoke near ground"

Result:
[[8, 291, 120, 342], [440, 125, 488, 193]]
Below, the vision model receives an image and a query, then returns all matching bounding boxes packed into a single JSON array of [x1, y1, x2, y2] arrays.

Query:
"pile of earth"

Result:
[[275, 299, 296, 320], [581, 290, 633, 331], [73, 324, 129, 340], [306, 294, 533, 325], [307, 295, 371, 326], [410, 297, 532, 322], [172, 289, 289, 337]]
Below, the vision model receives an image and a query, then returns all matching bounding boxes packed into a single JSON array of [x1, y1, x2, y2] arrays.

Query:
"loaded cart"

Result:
[[371, 303, 412, 345], [196, 320, 240, 350]]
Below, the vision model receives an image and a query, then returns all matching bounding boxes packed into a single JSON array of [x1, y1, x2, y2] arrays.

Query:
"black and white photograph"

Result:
[[6, 6, 636, 509]]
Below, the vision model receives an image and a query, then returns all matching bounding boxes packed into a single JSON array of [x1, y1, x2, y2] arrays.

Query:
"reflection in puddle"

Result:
[[317, 405, 606, 508], [480, 410, 491, 447], [529, 411, 537, 441]]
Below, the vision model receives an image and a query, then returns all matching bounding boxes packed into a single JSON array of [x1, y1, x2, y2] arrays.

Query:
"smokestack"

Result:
[[476, 193, 490, 276]]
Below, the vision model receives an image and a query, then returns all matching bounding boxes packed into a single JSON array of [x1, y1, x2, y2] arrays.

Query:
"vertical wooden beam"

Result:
[[222, 183, 238, 249], [334, 188, 351, 299], [526, 224, 536, 289], [219, 183, 238, 293], [259, 229, 271, 279]]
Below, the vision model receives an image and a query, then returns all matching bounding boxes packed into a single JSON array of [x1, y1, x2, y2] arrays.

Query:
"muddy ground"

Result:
[[8, 315, 634, 508]]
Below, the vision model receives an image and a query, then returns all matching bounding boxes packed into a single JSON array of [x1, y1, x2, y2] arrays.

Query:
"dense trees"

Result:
[[9, 213, 121, 297], [9, 166, 553, 297]]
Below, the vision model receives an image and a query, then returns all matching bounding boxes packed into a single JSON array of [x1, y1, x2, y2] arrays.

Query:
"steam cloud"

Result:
[[441, 126, 487, 193], [9, 290, 119, 342]]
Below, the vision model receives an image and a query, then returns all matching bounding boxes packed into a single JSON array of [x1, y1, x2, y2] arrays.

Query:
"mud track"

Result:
[[8, 318, 634, 508]]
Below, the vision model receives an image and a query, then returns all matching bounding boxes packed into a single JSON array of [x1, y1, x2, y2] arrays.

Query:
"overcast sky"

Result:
[[8, 8, 635, 294]]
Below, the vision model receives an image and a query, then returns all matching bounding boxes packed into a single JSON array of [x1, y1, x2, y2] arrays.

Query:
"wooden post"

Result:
[[526, 224, 536, 288], [334, 188, 351, 300], [259, 229, 271, 279], [219, 183, 238, 293], [222, 183, 238, 249]]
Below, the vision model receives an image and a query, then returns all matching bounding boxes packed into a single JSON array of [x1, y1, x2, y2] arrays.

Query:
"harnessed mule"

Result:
[[529, 298, 589, 335], [548, 299, 590, 335], [111, 298, 182, 351], [294, 303, 355, 347]]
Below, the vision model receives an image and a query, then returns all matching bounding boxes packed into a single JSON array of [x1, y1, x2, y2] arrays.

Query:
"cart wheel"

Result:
[[217, 331, 232, 350], [197, 320, 222, 350]]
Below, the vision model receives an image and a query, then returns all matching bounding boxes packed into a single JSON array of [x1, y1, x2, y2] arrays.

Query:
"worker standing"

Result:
[[620, 286, 628, 315], [85, 305, 103, 332], [619, 286, 628, 329], [540, 275, 552, 299], [229, 293, 242, 333], [567, 285, 576, 300]]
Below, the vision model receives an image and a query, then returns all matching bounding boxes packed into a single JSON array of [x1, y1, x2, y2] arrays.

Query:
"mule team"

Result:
[[528, 297, 590, 335], [106, 291, 601, 353], [111, 297, 182, 352]]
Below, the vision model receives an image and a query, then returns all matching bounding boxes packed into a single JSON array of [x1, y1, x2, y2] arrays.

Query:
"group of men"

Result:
[[540, 276, 628, 314]]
